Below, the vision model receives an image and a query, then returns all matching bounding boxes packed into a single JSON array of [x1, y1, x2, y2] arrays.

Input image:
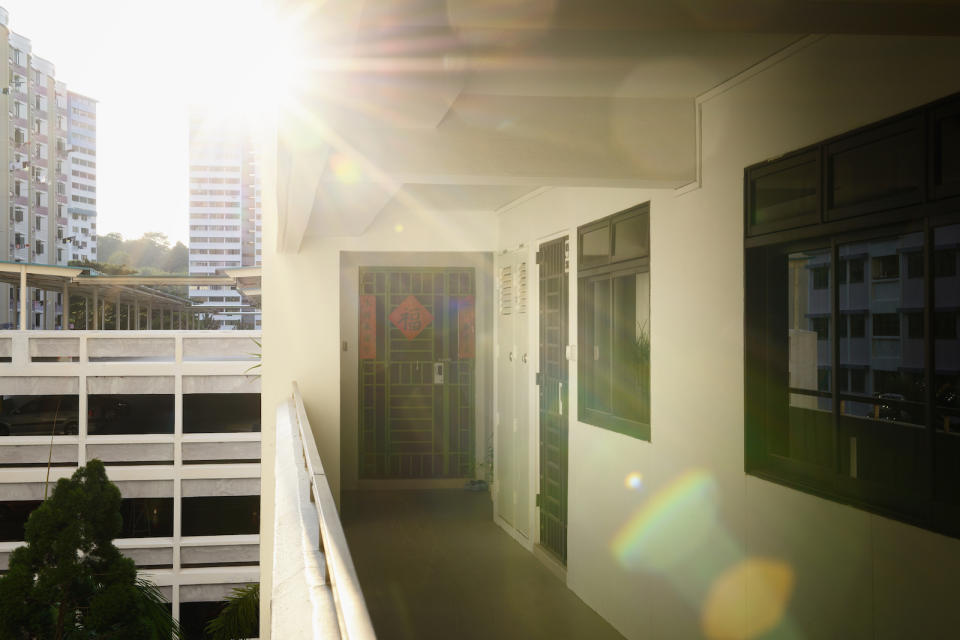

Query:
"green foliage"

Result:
[[68, 257, 138, 276], [205, 583, 259, 640], [0, 460, 181, 640], [633, 321, 651, 367], [95, 231, 189, 275], [245, 338, 261, 374]]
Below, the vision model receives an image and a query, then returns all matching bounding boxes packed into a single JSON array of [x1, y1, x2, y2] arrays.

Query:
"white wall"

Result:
[[262, 33, 960, 640], [260, 199, 498, 632], [494, 35, 960, 640]]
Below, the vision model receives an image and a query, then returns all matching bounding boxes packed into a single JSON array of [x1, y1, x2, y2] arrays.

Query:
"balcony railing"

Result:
[[0, 330, 261, 365], [272, 382, 375, 639]]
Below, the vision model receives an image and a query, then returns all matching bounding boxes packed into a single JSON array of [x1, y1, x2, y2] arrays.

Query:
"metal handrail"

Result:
[[291, 381, 376, 640]]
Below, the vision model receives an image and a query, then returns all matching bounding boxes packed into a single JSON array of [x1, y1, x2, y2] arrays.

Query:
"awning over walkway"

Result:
[[0, 261, 260, 330]]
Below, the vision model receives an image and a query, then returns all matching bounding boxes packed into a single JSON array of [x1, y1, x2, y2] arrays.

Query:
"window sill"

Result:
[[579, 408, 650, 442]]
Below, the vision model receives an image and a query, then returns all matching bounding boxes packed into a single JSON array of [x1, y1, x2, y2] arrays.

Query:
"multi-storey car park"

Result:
[[0, 259, 262, 638], [0, 6, 265, 627]]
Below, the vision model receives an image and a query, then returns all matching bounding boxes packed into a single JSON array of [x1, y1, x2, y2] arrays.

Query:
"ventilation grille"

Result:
[[517, 261, 528, 314], [499, 265, 513, 316]]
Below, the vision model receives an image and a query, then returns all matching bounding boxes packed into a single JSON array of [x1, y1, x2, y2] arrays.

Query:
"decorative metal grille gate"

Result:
[[358, 267, 476, 478], [537, 238, 569, 563]]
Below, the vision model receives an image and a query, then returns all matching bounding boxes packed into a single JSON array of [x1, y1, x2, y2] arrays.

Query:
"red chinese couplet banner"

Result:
[[359, 295, 377, 359], [458, 296, 475, 359]]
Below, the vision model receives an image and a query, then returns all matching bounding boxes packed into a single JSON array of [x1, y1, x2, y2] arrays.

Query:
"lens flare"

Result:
[[394, 223, 405, 233], [330, 154, 362, 184], [611, 469, 718, 571], [702, 558, 795, 639], [624, 472, 643, 490]]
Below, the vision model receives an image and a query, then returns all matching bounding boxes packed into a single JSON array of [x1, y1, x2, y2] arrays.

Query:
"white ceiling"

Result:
[[275, 0, 960, 246]]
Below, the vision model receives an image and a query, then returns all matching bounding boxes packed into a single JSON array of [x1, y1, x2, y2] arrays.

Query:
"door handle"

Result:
[[558, 381, 564, 416]]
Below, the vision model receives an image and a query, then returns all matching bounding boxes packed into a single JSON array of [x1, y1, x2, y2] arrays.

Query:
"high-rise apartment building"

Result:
[[0, 7, 96, 329], [188, 112, 261, 329], [66, 91, 97, 264]]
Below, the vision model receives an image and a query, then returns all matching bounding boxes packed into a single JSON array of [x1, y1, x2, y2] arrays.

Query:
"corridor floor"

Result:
[[341, 489, 626, 640]]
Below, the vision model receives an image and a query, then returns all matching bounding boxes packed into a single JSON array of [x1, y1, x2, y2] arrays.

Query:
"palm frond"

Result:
[[205, 583, 259, 640], [134, 577, 184, 640]]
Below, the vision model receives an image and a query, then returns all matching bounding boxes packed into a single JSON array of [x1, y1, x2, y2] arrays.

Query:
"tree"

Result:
[[88, 232, 189, 275], [0, 460, 181, 640], [163, 242, 189, 274], [205, 583, 259, 640], [98, 232, 124, 264]]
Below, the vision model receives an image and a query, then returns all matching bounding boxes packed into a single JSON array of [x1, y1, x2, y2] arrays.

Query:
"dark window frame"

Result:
[[824, 114, 925, 221], [744, 90, 960, 541], [578, 204, 651, 441]]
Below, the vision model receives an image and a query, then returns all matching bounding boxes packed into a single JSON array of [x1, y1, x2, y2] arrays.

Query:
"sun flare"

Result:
[[181, 0, 307, 129]]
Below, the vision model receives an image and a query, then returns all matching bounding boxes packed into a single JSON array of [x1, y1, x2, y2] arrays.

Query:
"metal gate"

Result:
[[358, 267, 476, 478], [537, 238, 569, 564]]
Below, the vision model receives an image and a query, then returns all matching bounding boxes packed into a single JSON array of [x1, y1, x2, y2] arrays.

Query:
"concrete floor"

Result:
[[341, 489, 626, 640]]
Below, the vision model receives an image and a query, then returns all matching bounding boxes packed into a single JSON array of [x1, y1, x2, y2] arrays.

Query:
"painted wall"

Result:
[[260, 196, 498, 633], [496, 35, 960, 640], [261, 33, 960, 640]]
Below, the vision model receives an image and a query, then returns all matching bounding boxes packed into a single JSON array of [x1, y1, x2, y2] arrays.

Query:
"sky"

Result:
[[1, 0, 274, 245]]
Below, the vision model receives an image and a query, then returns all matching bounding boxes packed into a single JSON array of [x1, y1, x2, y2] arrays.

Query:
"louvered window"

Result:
[[499, 265, 513, 316], [517, 262, 528, 314]]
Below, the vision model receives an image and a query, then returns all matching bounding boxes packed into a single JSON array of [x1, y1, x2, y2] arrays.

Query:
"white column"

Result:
[[19, 266, 27, 331], [63, 283, 70, 330]]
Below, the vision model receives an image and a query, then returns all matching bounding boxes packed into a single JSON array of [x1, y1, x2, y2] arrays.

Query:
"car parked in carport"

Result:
[[0, 396, 79, 436]]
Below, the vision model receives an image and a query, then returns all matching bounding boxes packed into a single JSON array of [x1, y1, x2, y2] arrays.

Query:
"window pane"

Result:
[[119, 498, 173, 538], [829, 126, 922, 210], [785, 249, 832, 464], [181, 496, 260, 536], [935, 249, 957, 278], [750, 157, 817, 227], [841, 234, 925, 429], [612, 213, 649, 262], [0, 500, 42, 541], [179, 602, 228, 640], [850, 314, 866, 338], [906, 252, 924, 279], [872, 255, 899, 280], [812, 266, 829, 290], [906, 312, 924, 340], [588, 279, 612, 413], [851, 258, 868, 284], [872, 313, 900, 337], [933, 112, 960, 191], [0, 395, 79, 436], [183, 394, 260, 433], [934, 224, 960, 507], [580, 226, 609, 268], [611, 272, 649, 425], [88, 395, 174, 435]]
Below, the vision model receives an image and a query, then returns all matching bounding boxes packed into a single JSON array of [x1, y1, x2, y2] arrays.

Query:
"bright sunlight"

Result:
[[180, 0, 308, 129]]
